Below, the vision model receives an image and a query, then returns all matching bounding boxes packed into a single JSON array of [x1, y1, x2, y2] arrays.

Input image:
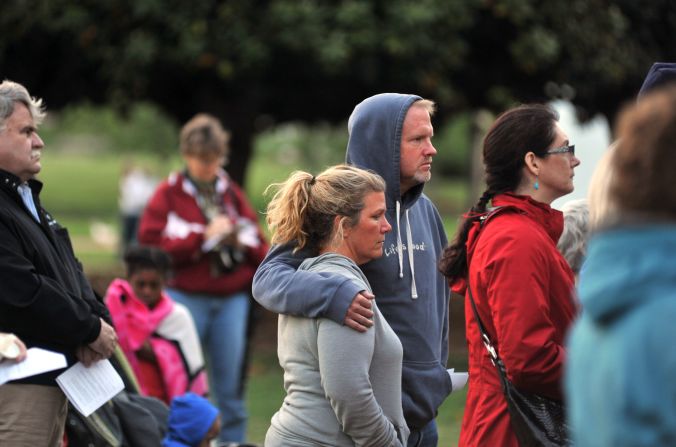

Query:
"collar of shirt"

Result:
[[17, 183, 40, 222]]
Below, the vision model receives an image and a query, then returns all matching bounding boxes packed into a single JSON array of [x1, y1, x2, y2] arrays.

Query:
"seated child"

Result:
[[105, 246, 208, 403], [163, 393, 220, 447]]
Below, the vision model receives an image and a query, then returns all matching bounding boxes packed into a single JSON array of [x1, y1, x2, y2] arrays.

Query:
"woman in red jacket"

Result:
[[138, 114, 268, 444], [439, 104, 580, 446]]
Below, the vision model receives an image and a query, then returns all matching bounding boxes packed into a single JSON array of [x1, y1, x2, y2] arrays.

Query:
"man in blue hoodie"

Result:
[[253, 93, 452, 446]]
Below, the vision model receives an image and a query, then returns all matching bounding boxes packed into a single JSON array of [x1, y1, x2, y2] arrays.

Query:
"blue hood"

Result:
[[346, 93, 423, 209], [163, 393, 218, 447], [579, 225, 676, 324]]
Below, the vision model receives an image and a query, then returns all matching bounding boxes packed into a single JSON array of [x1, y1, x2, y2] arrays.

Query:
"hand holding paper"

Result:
[[0, 347, 67, 385], [56, 359, 124, 417], [76, 346, 105, 367], [88, 319, 118, 359]]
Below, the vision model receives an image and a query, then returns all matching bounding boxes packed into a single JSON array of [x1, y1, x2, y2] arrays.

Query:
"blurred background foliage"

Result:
[[36, 101, 471, 249], [40, 102, 179, 157], [2, 0, 675, 185]]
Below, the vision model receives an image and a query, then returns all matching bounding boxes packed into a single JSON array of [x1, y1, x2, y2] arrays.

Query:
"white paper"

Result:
[[56, 359, 124, 417], [0, 348, 67, 385], [447, 368, 469, 391]]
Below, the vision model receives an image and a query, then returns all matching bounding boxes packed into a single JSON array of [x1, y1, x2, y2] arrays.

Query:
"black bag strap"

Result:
[[467, 284, 500, 364], [466, 207, 569, 447], [467, 283, 511, 386], [465, 206, 511, 379]]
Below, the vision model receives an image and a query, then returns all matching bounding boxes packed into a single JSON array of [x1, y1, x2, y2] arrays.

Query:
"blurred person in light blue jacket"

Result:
[[565, 83, 676, 446]]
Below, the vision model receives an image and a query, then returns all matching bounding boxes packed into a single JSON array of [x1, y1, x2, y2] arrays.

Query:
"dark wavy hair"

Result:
[[439, 104, 559, 282], [123, 245, 172, 279]]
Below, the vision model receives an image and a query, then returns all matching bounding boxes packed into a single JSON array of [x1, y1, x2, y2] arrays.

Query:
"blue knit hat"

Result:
[[163, 393, 219, 447], [638, 62, 676, 98]]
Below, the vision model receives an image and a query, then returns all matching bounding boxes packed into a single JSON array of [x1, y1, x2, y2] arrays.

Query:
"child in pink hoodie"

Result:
[[105, 246, 208, 403]]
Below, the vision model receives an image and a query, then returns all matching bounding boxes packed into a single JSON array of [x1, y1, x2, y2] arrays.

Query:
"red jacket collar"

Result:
[[492, 192, 564, 243], [451, 193, 564, 295]]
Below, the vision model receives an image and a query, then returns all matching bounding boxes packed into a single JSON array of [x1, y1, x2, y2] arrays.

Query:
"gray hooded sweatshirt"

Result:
[[265, 253, 409, 446]]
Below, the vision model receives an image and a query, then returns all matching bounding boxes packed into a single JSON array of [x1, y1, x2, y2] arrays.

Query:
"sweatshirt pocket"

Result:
[[401, 360, 453, 429]]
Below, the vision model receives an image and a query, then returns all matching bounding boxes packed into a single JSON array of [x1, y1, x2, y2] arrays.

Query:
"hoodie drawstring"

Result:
[[396, 201, 404, 279], [395, 200, 418, 299], [406, 209, 418, 299]]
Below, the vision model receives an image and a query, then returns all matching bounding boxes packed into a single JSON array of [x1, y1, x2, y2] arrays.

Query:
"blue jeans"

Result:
[[167, 288, 250, 443], [408, 419, 438, 447]]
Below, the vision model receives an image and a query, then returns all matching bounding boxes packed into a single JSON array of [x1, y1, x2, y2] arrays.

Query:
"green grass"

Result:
[[38, 152, 121, 217], [34, 152, 179, 271], [438, 388, 467, 446], [245, 348, 286, 443]]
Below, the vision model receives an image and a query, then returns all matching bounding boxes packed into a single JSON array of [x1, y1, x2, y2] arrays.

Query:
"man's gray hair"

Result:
[[0, 80, 46, 131], [557, 198, 590, 275]]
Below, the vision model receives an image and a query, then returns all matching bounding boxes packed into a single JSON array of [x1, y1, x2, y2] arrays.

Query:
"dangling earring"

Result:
[[534, 176, 540, 190]]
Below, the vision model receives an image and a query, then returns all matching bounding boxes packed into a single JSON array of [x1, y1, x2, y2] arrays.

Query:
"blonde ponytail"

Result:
[[265, 164, 385, 252]]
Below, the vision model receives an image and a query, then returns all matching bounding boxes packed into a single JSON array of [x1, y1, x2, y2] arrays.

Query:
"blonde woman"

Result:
[[263, 164, 408, 447]]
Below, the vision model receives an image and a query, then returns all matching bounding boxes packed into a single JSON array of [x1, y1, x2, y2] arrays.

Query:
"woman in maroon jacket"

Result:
[[439, 104, 580, 446], [138, 114, 268, 444]]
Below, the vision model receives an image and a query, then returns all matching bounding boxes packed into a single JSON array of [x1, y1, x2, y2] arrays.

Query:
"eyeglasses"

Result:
[[545, 144, 575, 156]]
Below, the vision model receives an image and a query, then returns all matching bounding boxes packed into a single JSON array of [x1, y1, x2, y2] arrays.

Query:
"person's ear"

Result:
[[332, 215, 342, 234], [333, 215, 350, 239], [524, 151, 540, 177]]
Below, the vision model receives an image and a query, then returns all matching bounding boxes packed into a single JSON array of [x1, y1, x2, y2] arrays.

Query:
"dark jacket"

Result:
[[0, 169, 108, 385], [253, 94, 452, 429]]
